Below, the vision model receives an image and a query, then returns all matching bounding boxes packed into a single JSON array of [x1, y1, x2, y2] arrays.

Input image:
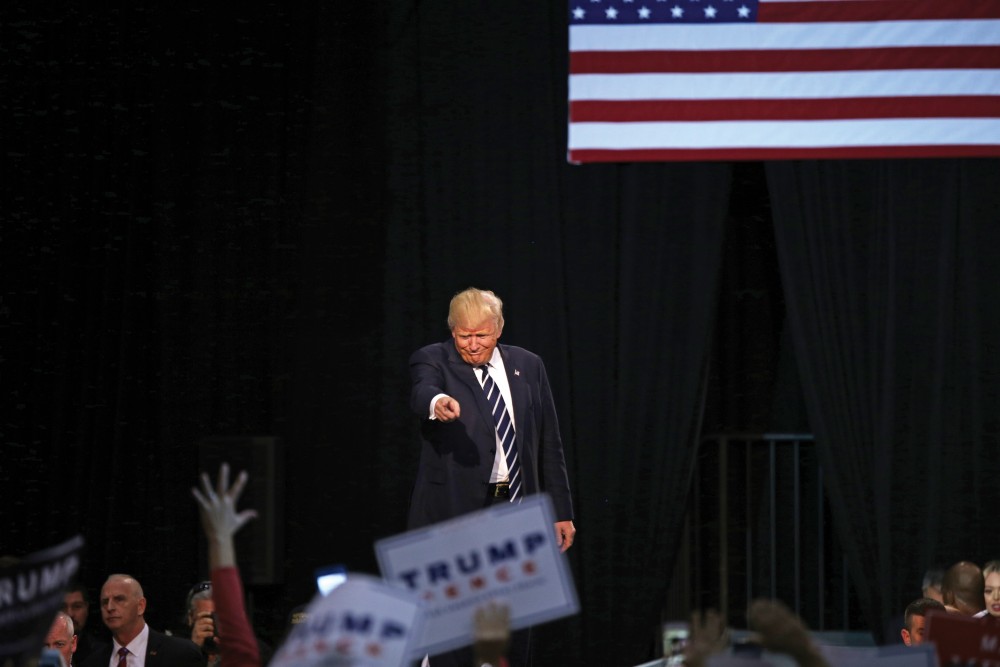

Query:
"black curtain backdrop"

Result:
[[3, 3, 389, 646], [5, 3, 1000, 667], [378, 4, 731, 662], [767, 158, 1000, 643]]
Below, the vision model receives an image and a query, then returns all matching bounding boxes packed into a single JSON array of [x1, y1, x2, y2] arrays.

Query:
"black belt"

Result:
[[487, 481, 510, 499]]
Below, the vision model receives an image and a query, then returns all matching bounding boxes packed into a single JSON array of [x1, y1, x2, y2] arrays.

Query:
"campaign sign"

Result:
[[375, 493, 579, 657], [926, 610, 1000, 667], [270, 574, 424, 667], [0, 535, 84, 661]]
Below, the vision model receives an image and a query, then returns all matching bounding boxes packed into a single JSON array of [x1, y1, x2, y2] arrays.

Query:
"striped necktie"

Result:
[[117, 647, 129, 667], [478, 365, 521, 501]]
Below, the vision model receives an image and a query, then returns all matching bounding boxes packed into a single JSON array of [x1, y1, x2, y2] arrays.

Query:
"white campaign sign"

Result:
[[375, 493, 579, 657], [270, 574, 424, 667]]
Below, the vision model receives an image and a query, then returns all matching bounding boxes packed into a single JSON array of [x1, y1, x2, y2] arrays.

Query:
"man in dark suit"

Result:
[[80, 574, 204, 667], [407, 287, 576, 665]]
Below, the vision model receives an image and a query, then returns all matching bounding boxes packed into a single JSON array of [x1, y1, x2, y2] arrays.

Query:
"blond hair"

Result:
[[447, 288, 504, 333]]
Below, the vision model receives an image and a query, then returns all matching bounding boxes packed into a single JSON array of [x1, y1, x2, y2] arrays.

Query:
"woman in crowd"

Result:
[[983, 560, 1000, 619]]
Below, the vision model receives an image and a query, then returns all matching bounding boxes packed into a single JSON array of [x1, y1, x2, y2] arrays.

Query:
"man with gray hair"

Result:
[[921, 568, 944, 603], [184, 581, 218, 665], [43, 612, 76, 666]]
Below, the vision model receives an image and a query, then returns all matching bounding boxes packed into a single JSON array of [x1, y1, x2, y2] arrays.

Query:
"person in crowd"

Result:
[[181, 580, 273, 667], [922, 568, 944, 604], [79, 574, 204, 667], [61, 588, 89, 639], [941, 560, 986, 616], [683, 599, 829, 667], [900, 598, 946, 646], [679, 609, 728, 667], [883, 567, 947, 645], [191, 463, 261, 667], [471, 602, 511, 667], [747, 599, 829, 667], [407, 287, 577, 666], [43, 613, 76, 667], [61, 585, 105, 665], [982, 560, 1000, 619], [184, 582, 219, 666], [280, 603, 309, 647]]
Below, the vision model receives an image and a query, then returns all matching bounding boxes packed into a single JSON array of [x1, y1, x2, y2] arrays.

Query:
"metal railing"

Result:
[[665, 433, 866, 634]]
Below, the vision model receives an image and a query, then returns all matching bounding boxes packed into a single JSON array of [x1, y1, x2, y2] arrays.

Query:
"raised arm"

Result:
[[191, 464, 261, 667]]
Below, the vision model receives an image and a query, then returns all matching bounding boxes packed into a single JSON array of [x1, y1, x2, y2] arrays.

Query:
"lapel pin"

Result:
[[514, 369, 520, 376]]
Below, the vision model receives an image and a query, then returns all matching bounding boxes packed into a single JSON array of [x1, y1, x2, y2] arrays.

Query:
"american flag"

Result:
[[567, 0, 1000, 162]]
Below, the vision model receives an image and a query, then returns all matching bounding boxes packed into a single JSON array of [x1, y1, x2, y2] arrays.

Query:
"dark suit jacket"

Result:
[[80, 627, 205, 667], [72, 629, 109, 666], [407, 341, 574, 528]]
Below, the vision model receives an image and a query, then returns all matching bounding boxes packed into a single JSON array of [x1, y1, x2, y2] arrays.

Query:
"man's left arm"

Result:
[[535, 359, 576, 552]]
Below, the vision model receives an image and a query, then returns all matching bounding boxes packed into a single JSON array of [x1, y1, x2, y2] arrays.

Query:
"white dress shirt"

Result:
[[110, 623, 149, 667], [428, 348, 516, 483], [477, 348, 516, 484]]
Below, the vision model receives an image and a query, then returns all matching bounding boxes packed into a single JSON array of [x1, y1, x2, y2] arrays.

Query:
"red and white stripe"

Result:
[[568, 0, 1000, 162]]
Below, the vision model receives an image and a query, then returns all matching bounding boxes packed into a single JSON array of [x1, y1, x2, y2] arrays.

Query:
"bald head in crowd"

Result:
[[44, 611, 77, 666], [941, 561, 985, 616], [99, 574, 147, 645]]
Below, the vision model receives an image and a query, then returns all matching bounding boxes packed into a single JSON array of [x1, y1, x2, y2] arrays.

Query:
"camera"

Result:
[[202, 612, 219, 654]]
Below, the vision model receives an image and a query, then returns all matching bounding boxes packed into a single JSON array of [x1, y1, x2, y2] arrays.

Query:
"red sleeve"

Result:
[[211, 566, 261, 667]]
